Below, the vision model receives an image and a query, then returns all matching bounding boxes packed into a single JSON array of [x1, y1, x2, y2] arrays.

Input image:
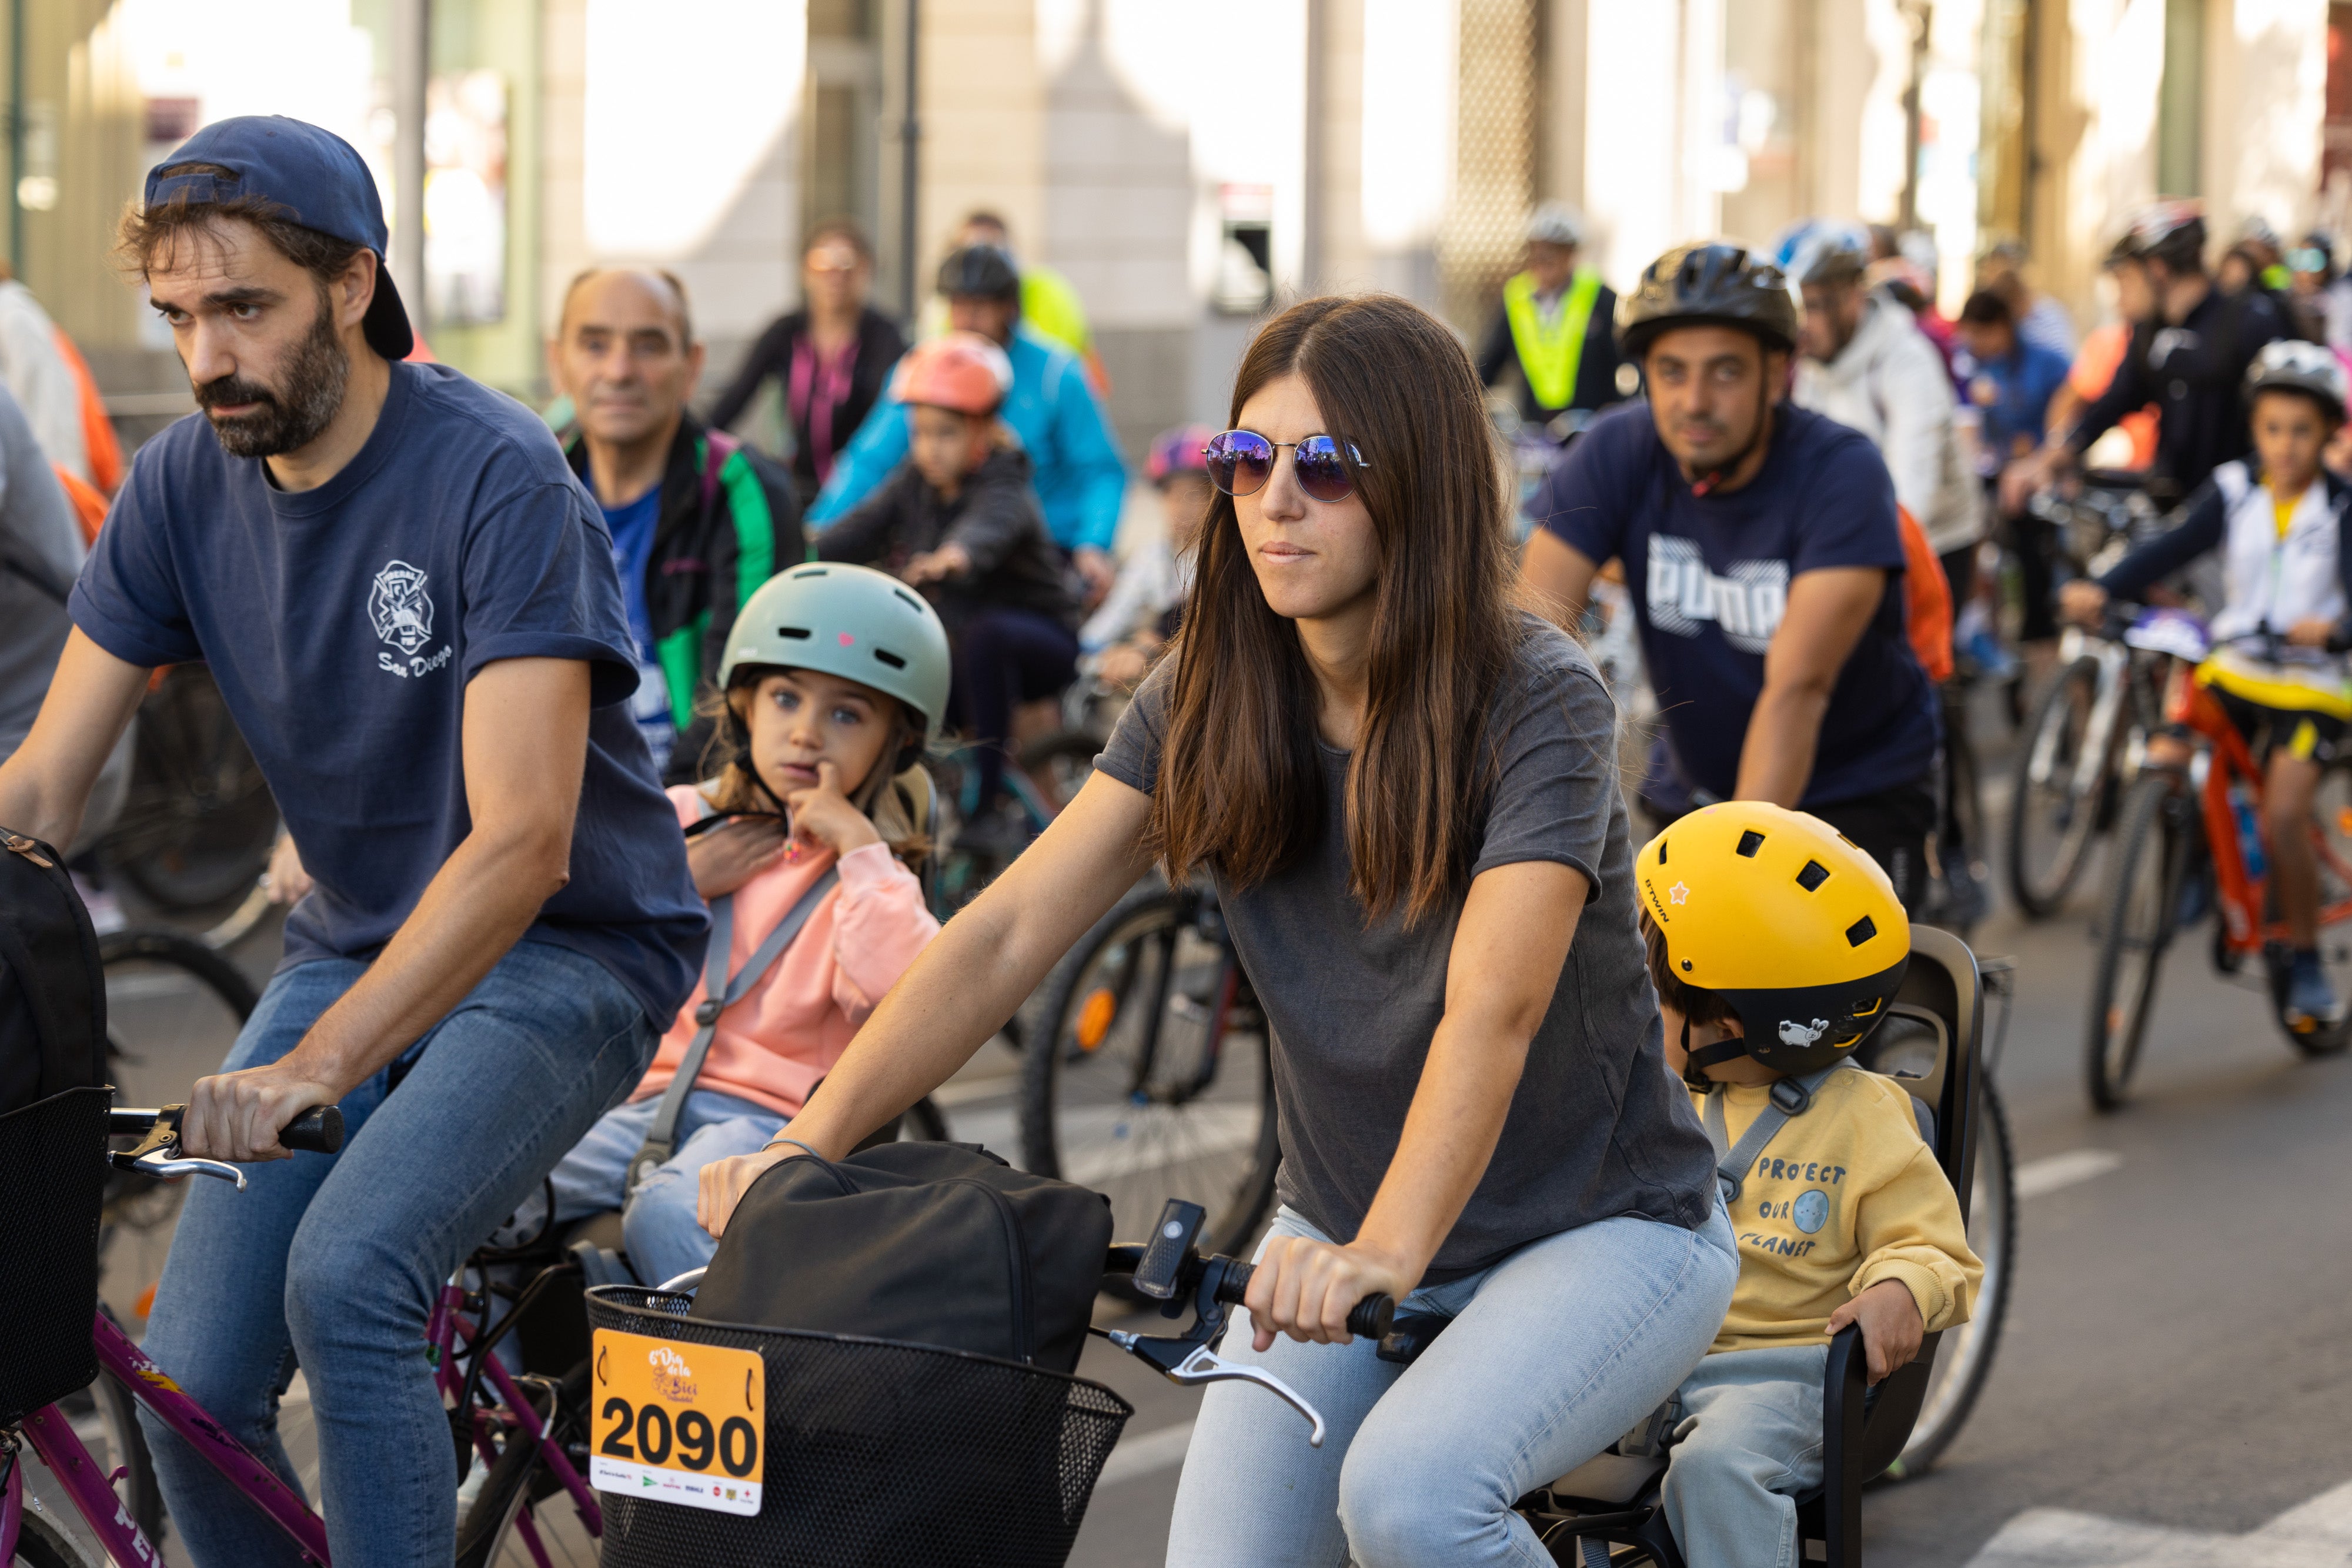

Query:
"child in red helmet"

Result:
[[813, 331, 1078, 821]]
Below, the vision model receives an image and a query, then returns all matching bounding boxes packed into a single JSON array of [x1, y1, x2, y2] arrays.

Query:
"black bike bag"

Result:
[[0, 828, 110, 1424], [0, 828, 105, 1115], [691, 1139, 1112, 1374]]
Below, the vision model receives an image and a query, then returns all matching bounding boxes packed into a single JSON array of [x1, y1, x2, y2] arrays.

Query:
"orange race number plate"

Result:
[[590, 1329, 764, 1516]]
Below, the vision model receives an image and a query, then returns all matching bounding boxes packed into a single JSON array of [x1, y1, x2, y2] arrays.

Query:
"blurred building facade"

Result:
[[2, 0, 2342, 456]]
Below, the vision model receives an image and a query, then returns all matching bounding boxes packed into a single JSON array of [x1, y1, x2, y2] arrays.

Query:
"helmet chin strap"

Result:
[[1681, 1015, 1758, 1089], [1688, 402, 1773, 498]]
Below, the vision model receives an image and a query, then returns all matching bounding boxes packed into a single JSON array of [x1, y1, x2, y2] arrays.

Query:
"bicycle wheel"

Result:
[[1887, 1075, 2014, 1476], [7, 1511, 81, 1568], [455, 1362, 599, 1568], [2007, 657, 2105, 920], [1020, 880, 1279, 1259], [105, 666, 279, 913], [2084, 774, 2184, 1110]]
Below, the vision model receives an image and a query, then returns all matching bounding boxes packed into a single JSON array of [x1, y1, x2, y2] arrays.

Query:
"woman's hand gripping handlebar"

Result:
[[109, 1104, 345, 1191], [1097, 1199, 1397, 1448]]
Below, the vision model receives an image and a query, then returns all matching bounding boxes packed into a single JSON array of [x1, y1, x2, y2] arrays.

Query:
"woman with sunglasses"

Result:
[[696, 293, 1733, 1565]]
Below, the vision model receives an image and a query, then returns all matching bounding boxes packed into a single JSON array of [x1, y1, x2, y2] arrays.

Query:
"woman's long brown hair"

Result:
[[1151, 293, 1521, 927]]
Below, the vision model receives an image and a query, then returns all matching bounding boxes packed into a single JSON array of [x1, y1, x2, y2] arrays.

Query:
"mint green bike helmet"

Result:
[[720, 564, 954, 760]]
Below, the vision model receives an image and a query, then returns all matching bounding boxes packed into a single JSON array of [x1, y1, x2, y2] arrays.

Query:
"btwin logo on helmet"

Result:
[[1778, 1018, 1832, 1047], [370, 560, 452, 678]]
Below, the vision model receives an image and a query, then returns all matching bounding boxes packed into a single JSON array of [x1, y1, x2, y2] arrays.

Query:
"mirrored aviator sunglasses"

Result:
[[1204, 430, 1367, 503]]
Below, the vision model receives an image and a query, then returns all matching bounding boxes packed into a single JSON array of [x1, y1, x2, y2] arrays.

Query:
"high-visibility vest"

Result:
[[1504, 266, 1604, 413]]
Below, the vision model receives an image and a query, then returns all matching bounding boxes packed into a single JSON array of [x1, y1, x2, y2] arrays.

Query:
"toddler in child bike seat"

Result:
[[492, 563, 948, 1286], [1639, 803, 1980, 1568], [2063, 340, 2352, 1028]]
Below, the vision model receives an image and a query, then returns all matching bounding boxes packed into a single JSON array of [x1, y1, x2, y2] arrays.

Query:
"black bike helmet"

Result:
[[936, 243, 1022, 304], [2110, 200, 2207, 272], [1618, 242, 1800, 360]]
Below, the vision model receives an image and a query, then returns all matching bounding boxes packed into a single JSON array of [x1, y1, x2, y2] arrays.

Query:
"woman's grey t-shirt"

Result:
[[1094, 618, 1716, 1278]]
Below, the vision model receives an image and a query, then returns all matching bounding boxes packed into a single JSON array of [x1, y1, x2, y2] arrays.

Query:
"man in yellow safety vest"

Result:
[[1477, 203, 1628, 437]]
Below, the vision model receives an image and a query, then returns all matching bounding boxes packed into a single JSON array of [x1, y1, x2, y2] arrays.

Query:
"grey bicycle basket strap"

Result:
[[624, 866, 840, 1191], [1700, 1059, 1849, 1206]]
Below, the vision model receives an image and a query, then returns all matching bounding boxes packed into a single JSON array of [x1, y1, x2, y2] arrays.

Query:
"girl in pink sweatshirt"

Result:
[[523, 565, 947, 1286]]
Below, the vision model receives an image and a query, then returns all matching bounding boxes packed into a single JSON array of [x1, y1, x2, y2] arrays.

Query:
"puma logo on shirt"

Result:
[[1645, 536, 1789, 654]]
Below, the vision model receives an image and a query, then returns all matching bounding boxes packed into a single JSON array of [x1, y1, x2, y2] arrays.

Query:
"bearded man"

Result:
[[0, 116, 706, 1567]]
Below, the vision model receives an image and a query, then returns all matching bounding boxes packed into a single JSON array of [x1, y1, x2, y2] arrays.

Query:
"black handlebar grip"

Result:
[[1214, 1262, 1395, 1340], [280, 1106, 344, 1154]]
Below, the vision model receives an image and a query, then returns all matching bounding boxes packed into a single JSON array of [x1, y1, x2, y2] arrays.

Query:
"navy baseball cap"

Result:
[[143, 115, 413, 360]]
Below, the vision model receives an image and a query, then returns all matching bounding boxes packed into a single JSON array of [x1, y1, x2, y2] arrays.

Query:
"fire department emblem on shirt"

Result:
[[369, 560, 435, 654]]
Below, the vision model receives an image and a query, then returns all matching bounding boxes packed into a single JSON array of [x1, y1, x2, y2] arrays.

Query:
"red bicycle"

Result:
[[2084, 610, 2352, 1109]]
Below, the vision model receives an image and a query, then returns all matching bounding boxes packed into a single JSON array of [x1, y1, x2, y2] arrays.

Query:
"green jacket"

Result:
[[566, 414, 804, 780]]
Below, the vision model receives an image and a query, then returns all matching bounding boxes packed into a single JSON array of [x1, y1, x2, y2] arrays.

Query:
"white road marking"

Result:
[[1096, 1420, 1196, 1488], [2014, 1149, 2124, 1200], [1965, 1477, 2352, 1566]]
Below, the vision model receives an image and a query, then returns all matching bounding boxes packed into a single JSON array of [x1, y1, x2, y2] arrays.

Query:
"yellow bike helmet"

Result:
[[1635, 802, 1911, 1079]]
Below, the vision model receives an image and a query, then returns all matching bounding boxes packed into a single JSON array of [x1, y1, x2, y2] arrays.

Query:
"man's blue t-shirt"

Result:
[[1536, 401, 1939, 808], [600, 486, 674, 771], [1965, 340, 2072, 464], [71, 361, 707, 1023]]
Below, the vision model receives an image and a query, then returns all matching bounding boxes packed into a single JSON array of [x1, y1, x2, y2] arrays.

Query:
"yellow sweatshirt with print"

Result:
[[1695, 1066, 1983, 1355]]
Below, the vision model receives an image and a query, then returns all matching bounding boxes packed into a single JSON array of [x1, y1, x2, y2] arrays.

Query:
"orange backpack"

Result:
[[1896, 502, 1953, 684]]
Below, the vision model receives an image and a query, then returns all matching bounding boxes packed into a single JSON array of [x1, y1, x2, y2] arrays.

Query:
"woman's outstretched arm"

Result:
[[1245, 858, 1587, 1346], [699, 770, 1155, 1235]]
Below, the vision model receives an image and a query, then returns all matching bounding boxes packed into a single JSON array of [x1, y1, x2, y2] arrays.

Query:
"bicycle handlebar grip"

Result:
[[280, 1106, 343, 1155], [1213, 1261, 1395, 1340], [1347, 1293, 1396, 1341]]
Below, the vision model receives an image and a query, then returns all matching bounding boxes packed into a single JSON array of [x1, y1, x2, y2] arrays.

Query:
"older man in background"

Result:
[[551, 268, 802, 780]]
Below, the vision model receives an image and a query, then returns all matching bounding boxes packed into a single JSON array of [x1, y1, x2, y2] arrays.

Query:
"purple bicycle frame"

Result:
[[431, 1279, 603, 1548], [6, 1281, 603, 1568], [15, 1313, 329, 1566]]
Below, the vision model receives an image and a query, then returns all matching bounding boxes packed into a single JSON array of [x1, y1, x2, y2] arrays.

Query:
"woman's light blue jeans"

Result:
[[1165, 1202, 1738, 1567], [135, 942, 659, 1568], [538, 1088, 788, 1288]]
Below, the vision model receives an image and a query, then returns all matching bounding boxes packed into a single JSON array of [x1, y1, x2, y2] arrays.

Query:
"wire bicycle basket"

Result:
[[587, 1285, 1133, 1568]]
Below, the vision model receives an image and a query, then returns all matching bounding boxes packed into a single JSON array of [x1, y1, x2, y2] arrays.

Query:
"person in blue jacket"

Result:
[[808, 245, 1127, 603]]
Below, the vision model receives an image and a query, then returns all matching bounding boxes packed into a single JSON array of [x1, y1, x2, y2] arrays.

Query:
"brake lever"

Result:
[[1104, 1333, 1328, 1447], [125, 1150, 246, 1190]]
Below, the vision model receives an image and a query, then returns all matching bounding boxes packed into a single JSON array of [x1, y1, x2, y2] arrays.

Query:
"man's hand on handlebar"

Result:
[[1244, 1234, 1415, 1351], [183, 1061, 340, 1162], [2059, 579, 2109, 628]]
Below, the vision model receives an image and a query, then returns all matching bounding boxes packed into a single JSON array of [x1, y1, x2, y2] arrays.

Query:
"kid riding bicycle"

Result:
[[2062, 340, 2352, 1028]]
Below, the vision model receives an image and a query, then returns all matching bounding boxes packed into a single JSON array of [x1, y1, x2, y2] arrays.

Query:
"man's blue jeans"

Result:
[[135, 941, 659, 1568], [1166, 1202, 1739, 1567]]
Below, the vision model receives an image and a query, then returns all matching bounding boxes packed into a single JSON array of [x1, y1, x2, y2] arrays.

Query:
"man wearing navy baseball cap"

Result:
[[0, 115, 707, 1567]]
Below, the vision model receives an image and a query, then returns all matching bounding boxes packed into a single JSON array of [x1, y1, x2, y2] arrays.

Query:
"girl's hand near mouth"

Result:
[[783, 760, 885, 857]]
